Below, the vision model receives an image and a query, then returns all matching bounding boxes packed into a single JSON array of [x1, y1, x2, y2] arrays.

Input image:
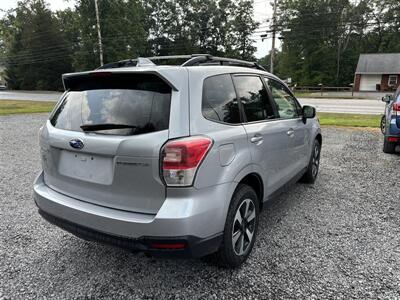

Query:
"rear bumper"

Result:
[[388, 117, 400, 136], [34, 172, 230, 257], [38, 209, 222, 258]]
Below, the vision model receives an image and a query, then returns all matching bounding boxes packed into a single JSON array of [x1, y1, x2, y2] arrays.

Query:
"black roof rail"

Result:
[[97, 59, 136, 69], [181, 55, 266, 71], [97, 55, 201, 69], [97, 54, 266, 71]]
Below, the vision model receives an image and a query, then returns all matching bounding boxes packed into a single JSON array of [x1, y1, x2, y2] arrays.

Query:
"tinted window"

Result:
[[202, 74, 240, 124], [266, 78, 300, 119], [51, 76, 171, 136], [233, 76, 275, 122]]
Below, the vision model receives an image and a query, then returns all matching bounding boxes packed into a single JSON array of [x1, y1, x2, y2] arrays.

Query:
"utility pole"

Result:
[[270, 0, 277, 74], [94, 0, 104, 66]]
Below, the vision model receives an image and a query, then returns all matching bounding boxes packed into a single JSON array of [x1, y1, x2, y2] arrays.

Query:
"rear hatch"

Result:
[[40, 71, 186, 214]]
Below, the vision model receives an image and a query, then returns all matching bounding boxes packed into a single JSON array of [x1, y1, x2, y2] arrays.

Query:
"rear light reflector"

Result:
[[161, 136, 212, 186], [150, 243, 186, 250]]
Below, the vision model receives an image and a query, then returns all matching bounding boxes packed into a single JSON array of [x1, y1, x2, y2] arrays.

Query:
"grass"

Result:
[[318, 113, 380, 128], [0, 99, 380, 128], [0, 100, 55, 115]]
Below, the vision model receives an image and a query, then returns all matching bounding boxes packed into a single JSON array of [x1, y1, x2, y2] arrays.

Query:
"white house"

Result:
[[354, 53, 400, 92]]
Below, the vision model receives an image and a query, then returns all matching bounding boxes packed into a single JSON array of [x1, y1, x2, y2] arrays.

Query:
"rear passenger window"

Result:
[[202, 74, 240, 124], [265, 78, 300, 119], [233, 75, 275, 122]]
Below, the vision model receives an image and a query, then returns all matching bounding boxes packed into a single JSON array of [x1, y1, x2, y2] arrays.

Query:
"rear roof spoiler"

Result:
[[62, 70, 179, 92]]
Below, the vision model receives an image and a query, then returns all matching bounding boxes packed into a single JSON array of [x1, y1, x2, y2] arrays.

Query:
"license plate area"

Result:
[[58, 150, 113, 185]]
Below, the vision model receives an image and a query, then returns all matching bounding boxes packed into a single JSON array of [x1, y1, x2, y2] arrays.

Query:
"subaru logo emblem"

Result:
[[69, 139, 84, 150]]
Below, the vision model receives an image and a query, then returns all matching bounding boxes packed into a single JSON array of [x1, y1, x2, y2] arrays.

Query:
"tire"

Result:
[[383, 138, 396, 154], [300, 139, 321, 184], [380, 116, 386, 135], [214, 184, 260, 268]]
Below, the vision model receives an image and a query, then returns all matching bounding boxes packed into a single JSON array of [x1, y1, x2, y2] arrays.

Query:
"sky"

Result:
[[0, 0, 278, 58]]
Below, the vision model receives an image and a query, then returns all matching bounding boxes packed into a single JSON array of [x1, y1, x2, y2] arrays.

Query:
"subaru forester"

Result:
[[33, 55, 322, 268]]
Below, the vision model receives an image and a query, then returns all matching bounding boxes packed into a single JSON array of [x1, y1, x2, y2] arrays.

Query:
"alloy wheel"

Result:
[[232, 199, 256, 256], [381, 116, 386, 135], [311, 143, 320, 178]]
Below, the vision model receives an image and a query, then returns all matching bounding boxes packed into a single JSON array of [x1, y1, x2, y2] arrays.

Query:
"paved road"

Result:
[[299, 98, 385, 115], [0, 91, 386, 115], [0, 91, 61, 102]]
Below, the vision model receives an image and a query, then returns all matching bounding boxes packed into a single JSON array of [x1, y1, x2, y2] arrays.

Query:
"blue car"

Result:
[[381, 87, 400, 153]]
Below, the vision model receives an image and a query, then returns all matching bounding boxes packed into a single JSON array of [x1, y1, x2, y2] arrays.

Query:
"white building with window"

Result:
[[354, 53, 400, 92]]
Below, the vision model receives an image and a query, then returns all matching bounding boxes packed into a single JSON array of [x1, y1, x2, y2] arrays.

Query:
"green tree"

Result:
[[1, 0, 261, 90], [229, 0, 258, 60], [144, 0, 258, 59], [70, 0, 148, 70], [273, 0, 400, 86], [4, 0, 72, 90]]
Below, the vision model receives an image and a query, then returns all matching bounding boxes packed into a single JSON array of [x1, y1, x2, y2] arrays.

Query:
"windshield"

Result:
[[51, 88, 171, 136]]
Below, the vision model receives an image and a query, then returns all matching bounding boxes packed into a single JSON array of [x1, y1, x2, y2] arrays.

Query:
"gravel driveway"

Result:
[[1, 114, 399, 299]]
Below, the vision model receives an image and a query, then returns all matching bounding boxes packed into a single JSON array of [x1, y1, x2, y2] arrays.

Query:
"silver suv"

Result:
[[34, 55, 322, 268]]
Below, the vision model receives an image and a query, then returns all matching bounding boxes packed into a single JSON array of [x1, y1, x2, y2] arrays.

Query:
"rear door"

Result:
[[40, 72, 186, 214], [264, 77, 309, 174], [233, 74, 292, 196]]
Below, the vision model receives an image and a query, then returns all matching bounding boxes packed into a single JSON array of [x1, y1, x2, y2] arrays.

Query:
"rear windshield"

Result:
[[51, 74, 171, 136]]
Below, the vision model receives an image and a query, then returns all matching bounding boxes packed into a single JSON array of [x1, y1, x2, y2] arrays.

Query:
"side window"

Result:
[[202, 74, 241, 124], [266, 78, 300, 119], [233, 75, 275, 122]]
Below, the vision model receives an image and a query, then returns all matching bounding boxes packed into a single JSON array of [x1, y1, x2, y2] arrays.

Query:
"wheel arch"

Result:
[[235, 172, 264, 210], [315, 133, 322, 146]]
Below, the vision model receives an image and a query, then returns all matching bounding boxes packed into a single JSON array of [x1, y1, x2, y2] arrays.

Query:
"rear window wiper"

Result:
[[80, 123, 137, 132]]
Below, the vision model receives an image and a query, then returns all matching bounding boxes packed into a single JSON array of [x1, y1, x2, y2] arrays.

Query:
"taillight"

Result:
[[161, 136, 212, 187], [392, 103, 400, 116]]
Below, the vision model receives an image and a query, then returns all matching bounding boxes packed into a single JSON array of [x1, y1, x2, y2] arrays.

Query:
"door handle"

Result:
[[250, 135, 263, 144], [287, 129, 295, 136]]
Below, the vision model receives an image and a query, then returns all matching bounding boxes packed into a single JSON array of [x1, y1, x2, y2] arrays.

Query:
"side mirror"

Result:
[[302, 105, 316, 123], [382, 95, 392, 103]]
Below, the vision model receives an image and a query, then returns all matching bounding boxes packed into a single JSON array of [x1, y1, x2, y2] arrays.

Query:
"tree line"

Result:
[[1, 0, 398, 91], [265, 0, 400, 87], [0, 0, 258, 90]]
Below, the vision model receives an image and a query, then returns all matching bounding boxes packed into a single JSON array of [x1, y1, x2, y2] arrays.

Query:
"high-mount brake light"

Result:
[[89, 72, 112, 77], [161, 136, 212, 187]]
